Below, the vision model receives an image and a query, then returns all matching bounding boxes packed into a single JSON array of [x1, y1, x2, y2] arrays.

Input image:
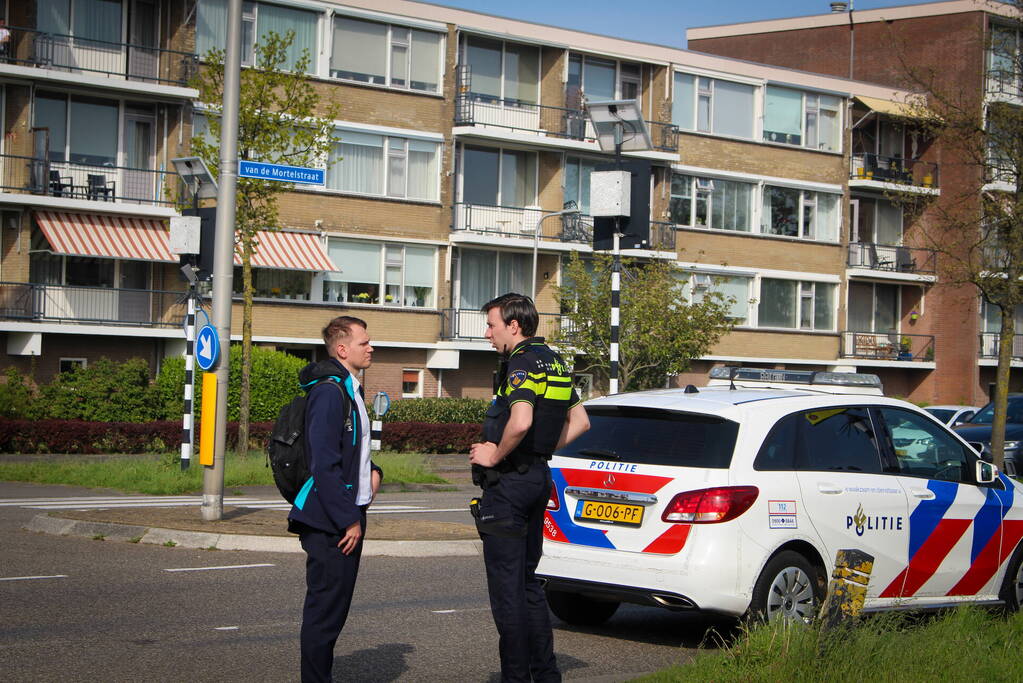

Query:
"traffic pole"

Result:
[[609, 231, 620, 395], [202, 0, 242, 522], [180, 284, 196, 470]]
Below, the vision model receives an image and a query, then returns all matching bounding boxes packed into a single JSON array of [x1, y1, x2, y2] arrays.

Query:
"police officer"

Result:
[[469, 293, 590, 683]]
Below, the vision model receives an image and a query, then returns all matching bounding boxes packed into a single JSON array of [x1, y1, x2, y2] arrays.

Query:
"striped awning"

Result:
[[238, 230, 337, 271], [34, 211, 175, 262]]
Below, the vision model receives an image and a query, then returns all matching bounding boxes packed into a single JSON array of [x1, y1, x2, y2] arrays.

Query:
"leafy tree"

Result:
[[554, 253, 734, 392], [191, 31, 339, 452]]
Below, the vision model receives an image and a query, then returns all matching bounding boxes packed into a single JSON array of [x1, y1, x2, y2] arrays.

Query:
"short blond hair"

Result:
[[322, 316, 367, 358]]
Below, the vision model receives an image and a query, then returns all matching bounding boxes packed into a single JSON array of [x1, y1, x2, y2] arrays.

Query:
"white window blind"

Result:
[[329, 241, 380, 283], [333, 16, 387, 83]]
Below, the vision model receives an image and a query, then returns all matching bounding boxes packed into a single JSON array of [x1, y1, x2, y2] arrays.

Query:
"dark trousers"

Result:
[[298, 513, 366, 683], [477, 463, 560, 683]]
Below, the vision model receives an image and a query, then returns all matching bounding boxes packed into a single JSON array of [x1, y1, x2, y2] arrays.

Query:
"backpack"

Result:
[[267, 378, 350, 504]]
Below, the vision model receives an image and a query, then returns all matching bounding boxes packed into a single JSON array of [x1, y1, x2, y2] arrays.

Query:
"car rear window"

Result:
[[554, 406, 739, 468], [968, 398, 1023, 424], [926, 408, 955, 423]]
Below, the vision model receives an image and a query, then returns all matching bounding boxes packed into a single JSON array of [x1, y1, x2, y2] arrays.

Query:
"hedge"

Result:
[[381, 422, 483, 453], [382, 397, 489, 424], [0, 419, 275, 454]]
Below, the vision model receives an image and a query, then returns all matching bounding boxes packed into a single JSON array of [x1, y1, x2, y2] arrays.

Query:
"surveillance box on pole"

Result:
[[590, 170, 631, 217], [169, 216, 201, 255], [178, 207, 217, 282], [592, 160, 651, 251]]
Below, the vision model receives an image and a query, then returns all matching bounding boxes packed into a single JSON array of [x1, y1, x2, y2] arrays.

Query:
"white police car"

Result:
[[538, 367, 1023, 624]]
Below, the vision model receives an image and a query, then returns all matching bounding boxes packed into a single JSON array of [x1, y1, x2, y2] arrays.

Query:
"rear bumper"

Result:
[[538, 575, 699, 611]]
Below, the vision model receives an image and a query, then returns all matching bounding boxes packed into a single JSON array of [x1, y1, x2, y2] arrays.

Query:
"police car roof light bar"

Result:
[[708, 366, 882, 389]]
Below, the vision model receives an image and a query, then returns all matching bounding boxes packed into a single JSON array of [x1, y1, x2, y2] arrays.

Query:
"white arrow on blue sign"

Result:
[[238, 160, 325, 186], [196, 325, 220, 371]]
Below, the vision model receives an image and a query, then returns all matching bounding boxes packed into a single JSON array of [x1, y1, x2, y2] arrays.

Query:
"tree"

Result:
[[554, 253, 735, 393], [191, 31, 339, 451]]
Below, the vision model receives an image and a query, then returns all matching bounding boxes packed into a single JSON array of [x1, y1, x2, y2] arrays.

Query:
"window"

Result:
[[758, 279, 835, 330], [673, 73, 754, 139], [682, 272, 752, 324], [764, 86, 842, 152], [981, 301, 1023, 334], [852, 197, 902, 245], [331, 16, 442, 92], [848, 282, 899, 333], [879, 407, 975, 482], [59, 358, 87, 373], [38, 0, 121, 43], [232, 268, 312, 300], [196, 0, 317, 70], [326, 132, 439, 201], [794, 407, 882, 474], [324, 239, 436, 307], [754, 413, 799, 470], [34, 92, 118, 166], [402, 369, 423, 398], [457, 249, 529, 309], [669, 174, 754, 232], [563, 156, 602, 214], [462, 146, 537, 208], [989, 24, 1020, 95], [465, 37, 539, 104], [567, 54, 642, 105], [761, 186, 840, 242]]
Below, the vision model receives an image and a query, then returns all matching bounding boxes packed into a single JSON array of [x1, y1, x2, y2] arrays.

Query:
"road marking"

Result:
[[0, 575, 68, 582], [432, 609, 457, 614], [164, 563, 275, 573], [1, 496, 460, 514], [214, 626, 240, 631]]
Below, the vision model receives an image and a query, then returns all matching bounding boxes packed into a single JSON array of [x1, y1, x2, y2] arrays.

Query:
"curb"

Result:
[[25, 514, 483, 557]]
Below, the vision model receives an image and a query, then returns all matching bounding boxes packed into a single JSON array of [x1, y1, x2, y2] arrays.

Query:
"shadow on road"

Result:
[[553, 603, 740, 649], [332, 642, 414, 681]]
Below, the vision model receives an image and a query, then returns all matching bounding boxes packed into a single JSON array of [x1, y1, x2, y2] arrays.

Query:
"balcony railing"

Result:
[[441, 308, 575, 340], [453, 203, 593, 243], [1, 25, 198, 87], [987, 69, 1022, 99], [979, 332, 1023, 359], [647, 221, 678, 252], [841, 331, 935, 361], [0, 153, 174, 206], [850, 153, 939, 189], [0, 282, 187, 328], [847, 243, 936, 275]]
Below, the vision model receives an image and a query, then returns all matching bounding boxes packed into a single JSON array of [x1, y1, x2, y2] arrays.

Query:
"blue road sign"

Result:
[[196, 324, 220, 371], [238, 160, 325, 185]]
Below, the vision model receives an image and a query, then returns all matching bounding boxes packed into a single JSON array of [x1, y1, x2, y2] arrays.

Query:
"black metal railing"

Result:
[[0, 282, 187, 327], [841, 331, 935, 361], [850, 153, 939, 189], [987, 69, 1023, 99], [0, 153, 174, 206], [979, 332, 1023, 359], [847, 243, 936, 275], [453, 203, 592, 243], [1, 25, 198, 87], [647, 221, 678, 252], [441, 308, 574, 340]]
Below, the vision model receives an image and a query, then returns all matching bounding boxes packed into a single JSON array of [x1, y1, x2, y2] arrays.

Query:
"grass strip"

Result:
[[0, 451, 446, 495], [638, 605, 1023, 681]]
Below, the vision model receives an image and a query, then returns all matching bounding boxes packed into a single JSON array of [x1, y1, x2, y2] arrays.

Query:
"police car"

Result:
[[538, 367, 1023, 624]]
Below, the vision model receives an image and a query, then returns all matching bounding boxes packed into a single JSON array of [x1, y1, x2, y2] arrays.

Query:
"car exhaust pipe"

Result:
[[651, 593, 695, 609]]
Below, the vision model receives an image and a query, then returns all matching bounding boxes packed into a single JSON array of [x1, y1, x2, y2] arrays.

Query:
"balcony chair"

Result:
[[49, 170, 73, 197], [867, 243, 895, 270], [896, 247, 917, 273], [86, 174, 115, 201]]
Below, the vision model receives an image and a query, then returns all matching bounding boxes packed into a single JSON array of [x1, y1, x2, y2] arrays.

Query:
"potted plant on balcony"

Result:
[[355, 292, 371, 304], [898, 336, 913, 360]]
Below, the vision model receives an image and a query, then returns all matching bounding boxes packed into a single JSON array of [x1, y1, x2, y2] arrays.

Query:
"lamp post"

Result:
[[531, 208, 580, 302]]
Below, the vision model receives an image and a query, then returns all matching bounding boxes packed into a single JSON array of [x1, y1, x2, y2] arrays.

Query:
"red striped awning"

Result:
[[34, 211, 175, 262], [239, 230, 337, 271]]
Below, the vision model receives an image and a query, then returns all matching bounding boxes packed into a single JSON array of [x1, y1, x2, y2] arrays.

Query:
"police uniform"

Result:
[[474, 336, 579, 683]]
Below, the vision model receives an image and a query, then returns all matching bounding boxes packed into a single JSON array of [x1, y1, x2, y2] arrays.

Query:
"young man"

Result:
[[469, 293, 590, 683], [288, 315, 382, 683]]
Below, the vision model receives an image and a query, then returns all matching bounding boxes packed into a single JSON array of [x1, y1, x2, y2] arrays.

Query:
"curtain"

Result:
[[501, 149, 535, 207], [758, 279, 796, 328], [816, 193, 840, 242], [764, 86, 802, 142], [713, 80, 754, 138], [818, 95, 841, 151], [459, 250, 496, 309], [196, 0, 227, 55], [387, 139, 406, 197], [75, 0, 121, 43], [467, 37, 502, 99], [813, 283, 835, 330], [848, 282, 874, 331], [498, 252, 530, 296], [407, 140, 438, 200], [259, 3, 317, 70], [717, 276, 750, 322], [876, 199, 903, 245], [328, 240, 380, 284], [38, 0, 72, 36], [405, 246, 435, 306], [410, 30, 441, 92], [673, 73, 695, 130], [505, 42, 539, 104], [332, 16, 386, 82], [711, 178, 752, 232], [329, 132, 383, 194]]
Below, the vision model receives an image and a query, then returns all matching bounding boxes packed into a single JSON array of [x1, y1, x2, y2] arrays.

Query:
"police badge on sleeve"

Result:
[[508, 370, 527, 388]]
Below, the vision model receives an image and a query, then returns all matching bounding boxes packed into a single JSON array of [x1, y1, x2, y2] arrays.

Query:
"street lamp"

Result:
[[531, 207, 580, 301]]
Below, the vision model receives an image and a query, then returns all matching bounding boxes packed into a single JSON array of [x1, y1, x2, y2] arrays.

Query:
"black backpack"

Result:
[[267, 378, 350, 504]]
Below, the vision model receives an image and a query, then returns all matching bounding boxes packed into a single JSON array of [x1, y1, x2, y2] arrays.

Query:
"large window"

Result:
[[464, 37, 539, 104], [326, 132, 439, 201], [567, 55, 642, 106], [852, 197, 902, 245], [331, 16, 442, 92], [763, 86, 841, 152], [673, 73, 754, 139], [462, 146, 537, 208], [233, 268, 312, 300], [683, 272, 752, 324], [34, 91, 119, 166], [670, 174, 754, 232], [760, 186, 840, 242], [38, 0, 121, 43], [848, 282, 899, 333], [758, 279, 835, 330], [324, 239, 436, 307], [564, 156, 602, 214], [457, 249, 529, 309], [197, 0, 317, 70]]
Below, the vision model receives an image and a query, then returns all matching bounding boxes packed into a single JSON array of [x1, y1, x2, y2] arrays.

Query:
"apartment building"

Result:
[[689, 0, 1020, 404], [0, 0, 933, 404]]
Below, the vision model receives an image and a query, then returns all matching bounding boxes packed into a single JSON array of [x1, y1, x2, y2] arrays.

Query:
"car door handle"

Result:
[[909, 488, 936, 500], [817, 484, 842, 494]]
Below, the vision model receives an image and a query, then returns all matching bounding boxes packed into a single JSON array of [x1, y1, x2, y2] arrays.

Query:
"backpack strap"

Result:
[[302, 375, 353, 435]]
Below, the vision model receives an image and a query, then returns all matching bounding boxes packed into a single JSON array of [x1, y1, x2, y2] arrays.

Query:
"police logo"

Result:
[[509, 370, 527, 388]]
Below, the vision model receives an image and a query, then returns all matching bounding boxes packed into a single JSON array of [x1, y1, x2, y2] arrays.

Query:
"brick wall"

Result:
[[0, 332, 162, 383]]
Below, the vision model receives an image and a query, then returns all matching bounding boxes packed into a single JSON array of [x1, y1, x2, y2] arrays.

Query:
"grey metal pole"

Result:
[[531, 209, 578, 301], [202, 0, 242, 522]]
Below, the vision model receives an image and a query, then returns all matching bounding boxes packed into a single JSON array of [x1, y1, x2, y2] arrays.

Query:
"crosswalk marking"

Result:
[[164, 563, 275, 572], [0, 575, 68, 582], [0, 495, 463, 515]]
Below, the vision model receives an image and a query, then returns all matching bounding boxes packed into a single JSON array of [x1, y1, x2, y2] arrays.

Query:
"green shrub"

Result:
[[0, 368, 37, 419], [37, 358, 160, 422], [381, 397, 490, 424]]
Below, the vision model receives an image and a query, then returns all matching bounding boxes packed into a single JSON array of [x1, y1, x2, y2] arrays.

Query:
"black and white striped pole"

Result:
[[610, 230, 621, 395], [181, 285, 197, 469], [371, 391, 390, 452]]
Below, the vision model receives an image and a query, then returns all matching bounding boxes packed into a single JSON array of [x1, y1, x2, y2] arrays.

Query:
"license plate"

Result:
[[575, 500, 644, 527]]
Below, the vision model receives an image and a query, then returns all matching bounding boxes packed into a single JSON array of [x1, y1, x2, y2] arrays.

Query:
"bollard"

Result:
[[819, 548, 874, 629], [371, 419, 382, 452]]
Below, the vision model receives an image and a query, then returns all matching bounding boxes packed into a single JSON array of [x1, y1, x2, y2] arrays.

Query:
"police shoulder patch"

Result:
[[508, 370, 527, 388]]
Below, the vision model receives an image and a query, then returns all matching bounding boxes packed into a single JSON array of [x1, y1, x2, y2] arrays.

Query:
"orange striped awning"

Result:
[[238, 230, 337, 271], [34, 211, 175, 262]]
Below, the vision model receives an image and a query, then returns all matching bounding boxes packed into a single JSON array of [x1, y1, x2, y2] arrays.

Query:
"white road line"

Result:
[[370, 508, 466, 514], [432, 609, 457, 614], [214, 626, 240, 631], [0, 575, 68, 582], [164, 563, 275, 573]]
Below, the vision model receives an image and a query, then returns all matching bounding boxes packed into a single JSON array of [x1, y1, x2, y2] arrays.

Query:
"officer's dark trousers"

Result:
[[298, 512, 366, 683], [478, 463, 560, 683]]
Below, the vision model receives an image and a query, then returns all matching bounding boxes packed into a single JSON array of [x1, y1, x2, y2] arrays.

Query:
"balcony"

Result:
[[841, 331, 935, 362], [453, 203, 591, 243], [2, 25, 198, 87], [0, 153, 173, 207], [847, 243, 936, 276], [987, 69, 1022, 100], [0, 282, 186, 328], [979, 333, 1023, 359], [850, 153, 939, 191], [441, 308, 575, 341]]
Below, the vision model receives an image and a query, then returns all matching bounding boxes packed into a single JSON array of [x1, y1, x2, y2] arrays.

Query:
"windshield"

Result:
[[925, 408, 955, 423], [967, 398, 1023, 425], [555, 406, 739, 468]]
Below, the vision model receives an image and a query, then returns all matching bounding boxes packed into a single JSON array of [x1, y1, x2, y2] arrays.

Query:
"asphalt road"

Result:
[[0, 483, 717, 682]]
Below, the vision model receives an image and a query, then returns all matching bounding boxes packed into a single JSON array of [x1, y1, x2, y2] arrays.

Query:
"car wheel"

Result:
[[748, 550, 821, 624], [545, 589, 620, 626], [999, 542, 1023, 611]]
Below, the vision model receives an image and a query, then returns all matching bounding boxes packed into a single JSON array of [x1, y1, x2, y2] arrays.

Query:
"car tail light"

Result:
[[661, 486, 759, 524], [546, 483, 560, 511]]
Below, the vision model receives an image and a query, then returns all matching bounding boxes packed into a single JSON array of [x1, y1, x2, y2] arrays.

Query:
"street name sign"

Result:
[[238, 160, 325, 185]]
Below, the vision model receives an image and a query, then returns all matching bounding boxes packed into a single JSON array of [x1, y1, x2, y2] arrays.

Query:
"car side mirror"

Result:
[[976, 460, 998, 484]]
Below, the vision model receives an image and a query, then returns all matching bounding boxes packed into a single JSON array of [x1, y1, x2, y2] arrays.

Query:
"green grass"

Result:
[[0, 450, 446, 495], [638, 606, 1023, 682]]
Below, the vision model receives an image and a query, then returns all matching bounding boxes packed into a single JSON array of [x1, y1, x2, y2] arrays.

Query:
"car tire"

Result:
[[747, 550, 821, 624], [999, 542, 1023, 612], [545, 589, 620, 626]]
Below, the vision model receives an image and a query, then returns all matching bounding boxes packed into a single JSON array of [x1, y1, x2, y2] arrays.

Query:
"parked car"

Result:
[[925, 405, 979, 426], [539, 368, 1019, 626], [953, 394, 1023, 473]]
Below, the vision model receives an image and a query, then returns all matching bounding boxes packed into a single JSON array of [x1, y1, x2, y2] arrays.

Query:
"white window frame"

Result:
[[401, 368, 424, 398], [322, 238, 437, 308], [463, 36, 541, 104], [459, 144, 539, 208], [570, 53, 643, 101], [760, 185, 840, 242], [763, 86, 843, 153], [754, 277, 837, 332], [848, 281, 902, 334], [327, 131, 441, 202], [671, 72, 756, 140], [331, 15, 444, 93], [681, 270, 753, 325]]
